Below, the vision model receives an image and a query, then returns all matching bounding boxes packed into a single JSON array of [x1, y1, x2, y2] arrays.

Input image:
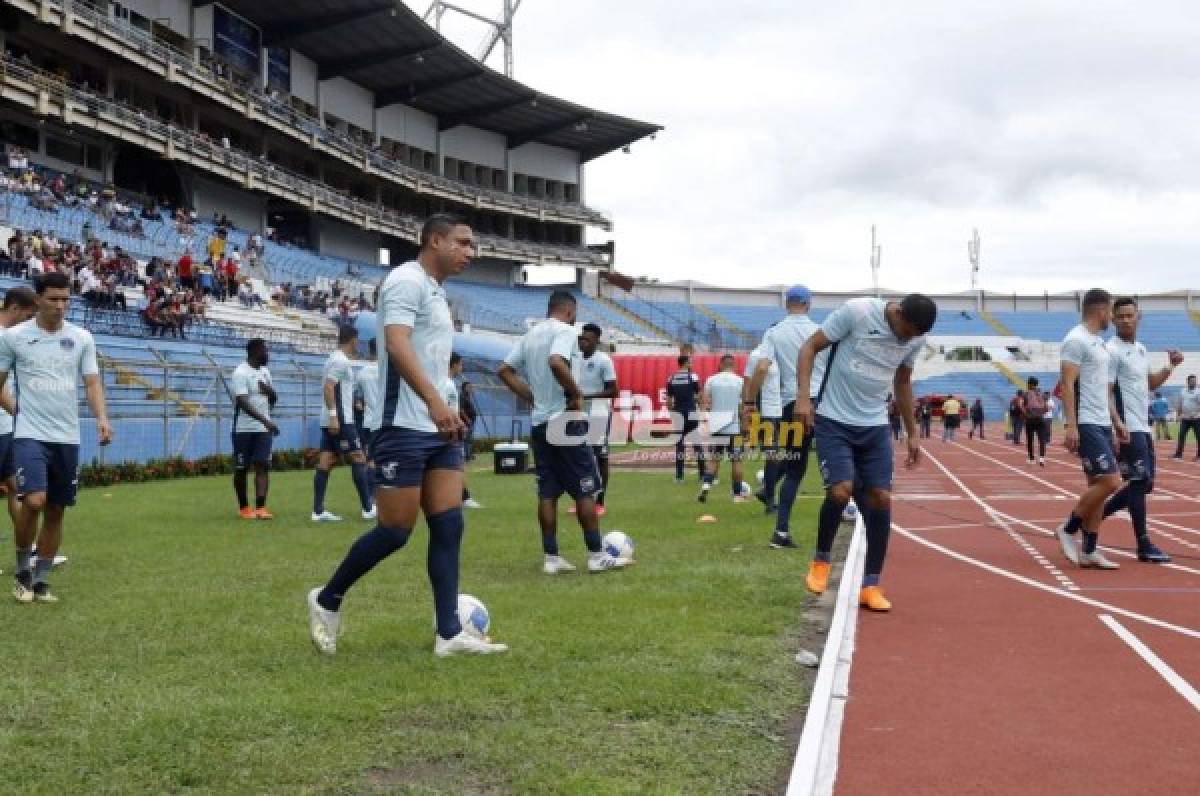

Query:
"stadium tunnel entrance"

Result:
[[112, 147, 184, 209], [266, 199, 316, 250]]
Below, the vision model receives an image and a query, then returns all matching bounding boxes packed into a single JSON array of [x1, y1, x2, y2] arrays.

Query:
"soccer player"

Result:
[[307, 214, 506, 657], [498, 291, 627, 575], [1076, 297, 1178, 563], [0, 272, 112, 603], [796, 293, 937, 612], [968, 398, 985, 439], [742, 342, 783, 512], [1022, 378, 1050, 465], [1173, 374, 1200, 459], [1053, 289, 1123, 569], [0, 287, 37, 573], [574, 323, 617, 515], [666, 355, 703, 482], [312, 325, 375, 522], [699, 354, 747, 503], [444, 352, 481, 509], [741, 285, 827, 550], [231, 338, 279, 519], [354, 338, 381, 494]]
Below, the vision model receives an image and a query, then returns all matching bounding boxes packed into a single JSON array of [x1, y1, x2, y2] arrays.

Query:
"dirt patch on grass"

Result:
[[363, 759, 508, 795]]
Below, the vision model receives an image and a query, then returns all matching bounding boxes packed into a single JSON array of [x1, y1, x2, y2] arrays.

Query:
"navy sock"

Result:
[[427, 508, 464, 640], [775, 473, 801, 533], [312, 469, 330, 514], [351, 462, 373, 511], [762, 457, 780, 503], [1126, 482, 1148, 539], [814, 551, 831, 563], [814, 494, 844, 556], [1082, 530, 1099, 554], [583, 529, 602, 553], [33, 557, 53, 586], [542, 533, 559, 555], [862, 504, 891, 582], [15, 546, 32, 574], [1102, 488, 1128, 519], [1062, 512, 1083, 535], [364, 463, 376, 497], [318, 524, 411, 611]]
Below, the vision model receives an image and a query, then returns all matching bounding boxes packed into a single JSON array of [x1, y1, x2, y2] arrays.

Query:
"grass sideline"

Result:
[[2, 460, 824, 794]]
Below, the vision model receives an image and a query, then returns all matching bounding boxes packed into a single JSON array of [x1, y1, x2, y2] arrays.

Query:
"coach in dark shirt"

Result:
[[666, 355, 704, 482]]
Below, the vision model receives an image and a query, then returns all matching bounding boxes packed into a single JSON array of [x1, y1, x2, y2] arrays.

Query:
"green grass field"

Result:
[[2, 460, 824, 795]]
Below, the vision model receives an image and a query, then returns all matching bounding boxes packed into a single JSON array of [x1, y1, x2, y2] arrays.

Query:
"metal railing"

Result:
[[31, 0, 610, 227]]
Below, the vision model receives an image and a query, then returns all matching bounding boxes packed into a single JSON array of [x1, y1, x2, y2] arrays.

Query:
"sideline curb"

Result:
[[786, 515, 866, 796]]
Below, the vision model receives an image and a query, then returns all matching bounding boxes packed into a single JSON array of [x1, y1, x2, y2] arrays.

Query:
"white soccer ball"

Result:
[[841, 501, 859, 524], [603, 530, 635, 561], [756, 469, 766, 484], [435, 594, 491, 638]]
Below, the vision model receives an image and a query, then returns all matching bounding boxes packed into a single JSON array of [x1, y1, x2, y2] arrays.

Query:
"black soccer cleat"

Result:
[[1136, 543, 1171, 564], [769, 531, 798, 549]]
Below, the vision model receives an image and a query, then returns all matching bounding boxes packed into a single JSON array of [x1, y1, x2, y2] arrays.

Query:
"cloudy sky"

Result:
[[407, 1, 1200, 294]]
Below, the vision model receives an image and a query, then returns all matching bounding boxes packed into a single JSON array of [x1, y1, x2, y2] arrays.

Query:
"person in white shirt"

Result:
[[499, 291, 627, 575], [574, 323, 618, 514], [308, 214, 506, 658], [1173, 374, 1200, 459], [230, 338, 279, 520], [311, 325, 374, 522], [0, 287, 38, 573], [741, 343, 783, 512], [444, 352, 480, 509], [699, 355, 747, 503], [1054, 288, 1124, 570]]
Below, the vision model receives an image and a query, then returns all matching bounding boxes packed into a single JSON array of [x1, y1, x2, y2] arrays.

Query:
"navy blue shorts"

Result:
[[813, 415, 893, 491], [363, 428, 378, 458], [0, 432, 13, 480], [14, 438, 80, 507], [232, 431, 273, 469], [1118, 430, 1155, 483], [320, 425, 363, 455], [532, 421, 601, 501], [1078, 424, 1119, 477], [371, 427, 462, 489]]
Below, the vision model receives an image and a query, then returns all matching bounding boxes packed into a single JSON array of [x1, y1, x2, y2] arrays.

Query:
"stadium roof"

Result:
[[217, 0, 662, 161]]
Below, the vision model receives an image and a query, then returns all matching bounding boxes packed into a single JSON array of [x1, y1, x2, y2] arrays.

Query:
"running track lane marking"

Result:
[[924, 448, 1082, 591], [1098, 614, 1200, 712], [891, 524, 1200, 640], [786, 516, 865, 796]]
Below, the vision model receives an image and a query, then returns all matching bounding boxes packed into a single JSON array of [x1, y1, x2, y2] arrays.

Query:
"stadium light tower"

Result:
[[423, 0, 523, 77], [968, 228, 981, 291], [870, 225, 882, 297]]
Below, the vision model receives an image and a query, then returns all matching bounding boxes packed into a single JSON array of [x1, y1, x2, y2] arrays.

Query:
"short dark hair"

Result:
[[547, 290, 576, 314], [1027, 376, 1039, 387], [581, 322, 602, 338], [246, 338, 267, 356], [720, 354, 735, 368], [34, 272, 70, 294], [899, 293, 937, 335], [419, 213, 469, 248], [1082, 288, 1112, 313], [1112, 296, 1137, 313], [450, 352, 462, 366], [2, 286, 37, 309], [338, 324, 359, 345], [677, 355, 690, 367]]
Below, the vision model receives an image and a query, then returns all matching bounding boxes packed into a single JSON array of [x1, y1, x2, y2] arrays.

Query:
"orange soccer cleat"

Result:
[[859, 586, 892, 612], [805, 561, 832, 595], [255, 508, 275, 520], [238, 507, 256, 520]]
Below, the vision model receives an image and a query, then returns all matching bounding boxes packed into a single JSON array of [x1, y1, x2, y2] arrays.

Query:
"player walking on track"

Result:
[[1022, 377, 1050, 466], [796, 293, 937, 612], [1173, 374, 1200, 459], [307, 215, 507, 657]]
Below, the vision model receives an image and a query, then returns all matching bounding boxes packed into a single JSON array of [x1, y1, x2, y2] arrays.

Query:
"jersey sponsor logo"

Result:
[[59, 338, 75, 351]]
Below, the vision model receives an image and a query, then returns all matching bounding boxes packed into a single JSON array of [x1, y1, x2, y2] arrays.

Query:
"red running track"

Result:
[[834, 433, 1200, 795]]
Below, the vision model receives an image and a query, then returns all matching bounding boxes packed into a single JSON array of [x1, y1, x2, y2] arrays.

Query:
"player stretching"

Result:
[[307, 214, 506, 657], [0, 272, 112, 603], [743, 285, 827, 549], [742, 342, 783, 512], [575, 323, 617, 515], [231, 338, 279, 519], [445, 353, 481, 509], [797, 294, 936, 611], [312, 325, 375, 522], [699, 354, 747, 503], [498, 291, 626, 575], [1053, 289, 1123, 569], [0, 288, 38, 558], [1057, 297, 1177, 563]]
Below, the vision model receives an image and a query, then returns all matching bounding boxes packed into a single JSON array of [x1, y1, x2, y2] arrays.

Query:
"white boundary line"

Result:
[[786, 516, 865, 796], [1098, 614, 1200, 712]]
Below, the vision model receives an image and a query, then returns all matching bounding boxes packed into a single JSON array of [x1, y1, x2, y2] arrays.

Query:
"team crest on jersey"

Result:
[[59, 338, 75, 351], [580, 476, 596, 493], [380, 462, 398, 481]]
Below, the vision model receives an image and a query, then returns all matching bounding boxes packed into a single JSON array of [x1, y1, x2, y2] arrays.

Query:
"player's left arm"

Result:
[[80, 336, 112, 443], [894, 364, 920, 466], [1108, 382, 1129, 444], [1149, 349, 1183, 391]]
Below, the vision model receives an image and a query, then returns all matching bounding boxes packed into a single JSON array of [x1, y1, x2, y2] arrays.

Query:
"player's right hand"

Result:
[[1063, 427, 1079, 454], [431, 400, 465, 440], [795, 398, 816, 435], [267, 421, 280, 437], [98, 417, 114, 445]]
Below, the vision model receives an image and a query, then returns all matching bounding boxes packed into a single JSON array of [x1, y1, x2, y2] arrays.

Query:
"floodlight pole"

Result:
[[870, 225, 882, 298], [968, 228, 981, 291], [423, 0, 523, 77]]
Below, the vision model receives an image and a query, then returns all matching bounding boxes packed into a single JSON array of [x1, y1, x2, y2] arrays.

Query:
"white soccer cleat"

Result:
[[1054, 522, 1080, 566], [311, 511, 343, 523], [306, 587, 341, 655], [732, 495, 747, 503], [1080, 550, 1121, 570], [587, 552, 628, 573], [463, 498, 483, 509], [434, 631, 508, 658], [542, 555, 577, 575], [361, 505, 377, 520], [13, 578, 33, 604]]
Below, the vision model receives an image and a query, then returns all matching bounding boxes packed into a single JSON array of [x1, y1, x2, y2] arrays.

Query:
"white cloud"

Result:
[[408, 1, 1200, 294]]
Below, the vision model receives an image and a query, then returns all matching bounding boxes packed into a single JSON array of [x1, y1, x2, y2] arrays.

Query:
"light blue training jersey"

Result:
[[759, 313, 829, 405], [0, 319, 99, 444]]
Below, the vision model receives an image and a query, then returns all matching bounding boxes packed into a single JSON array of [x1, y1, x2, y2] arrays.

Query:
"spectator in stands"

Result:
[[178, 250, 194, 291], [969, 398, 985, 439], [1174, 374, 1200, 460], [206, 228, 227, 266], [1150, 391, 1171, 440], [941, 394, 962, 442], [1008, 389, 1025, 445], [101, 274, 127, 312], [887, 393, 902, 440], [1022, 378, 1050, 466], [78, 262, 103, 306]]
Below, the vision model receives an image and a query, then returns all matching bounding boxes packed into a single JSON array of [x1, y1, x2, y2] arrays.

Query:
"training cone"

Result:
[[697, 514, 718, 523]]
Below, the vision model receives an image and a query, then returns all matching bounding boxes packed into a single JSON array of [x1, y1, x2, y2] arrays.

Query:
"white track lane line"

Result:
[[1098, 614, 1200, 712]]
